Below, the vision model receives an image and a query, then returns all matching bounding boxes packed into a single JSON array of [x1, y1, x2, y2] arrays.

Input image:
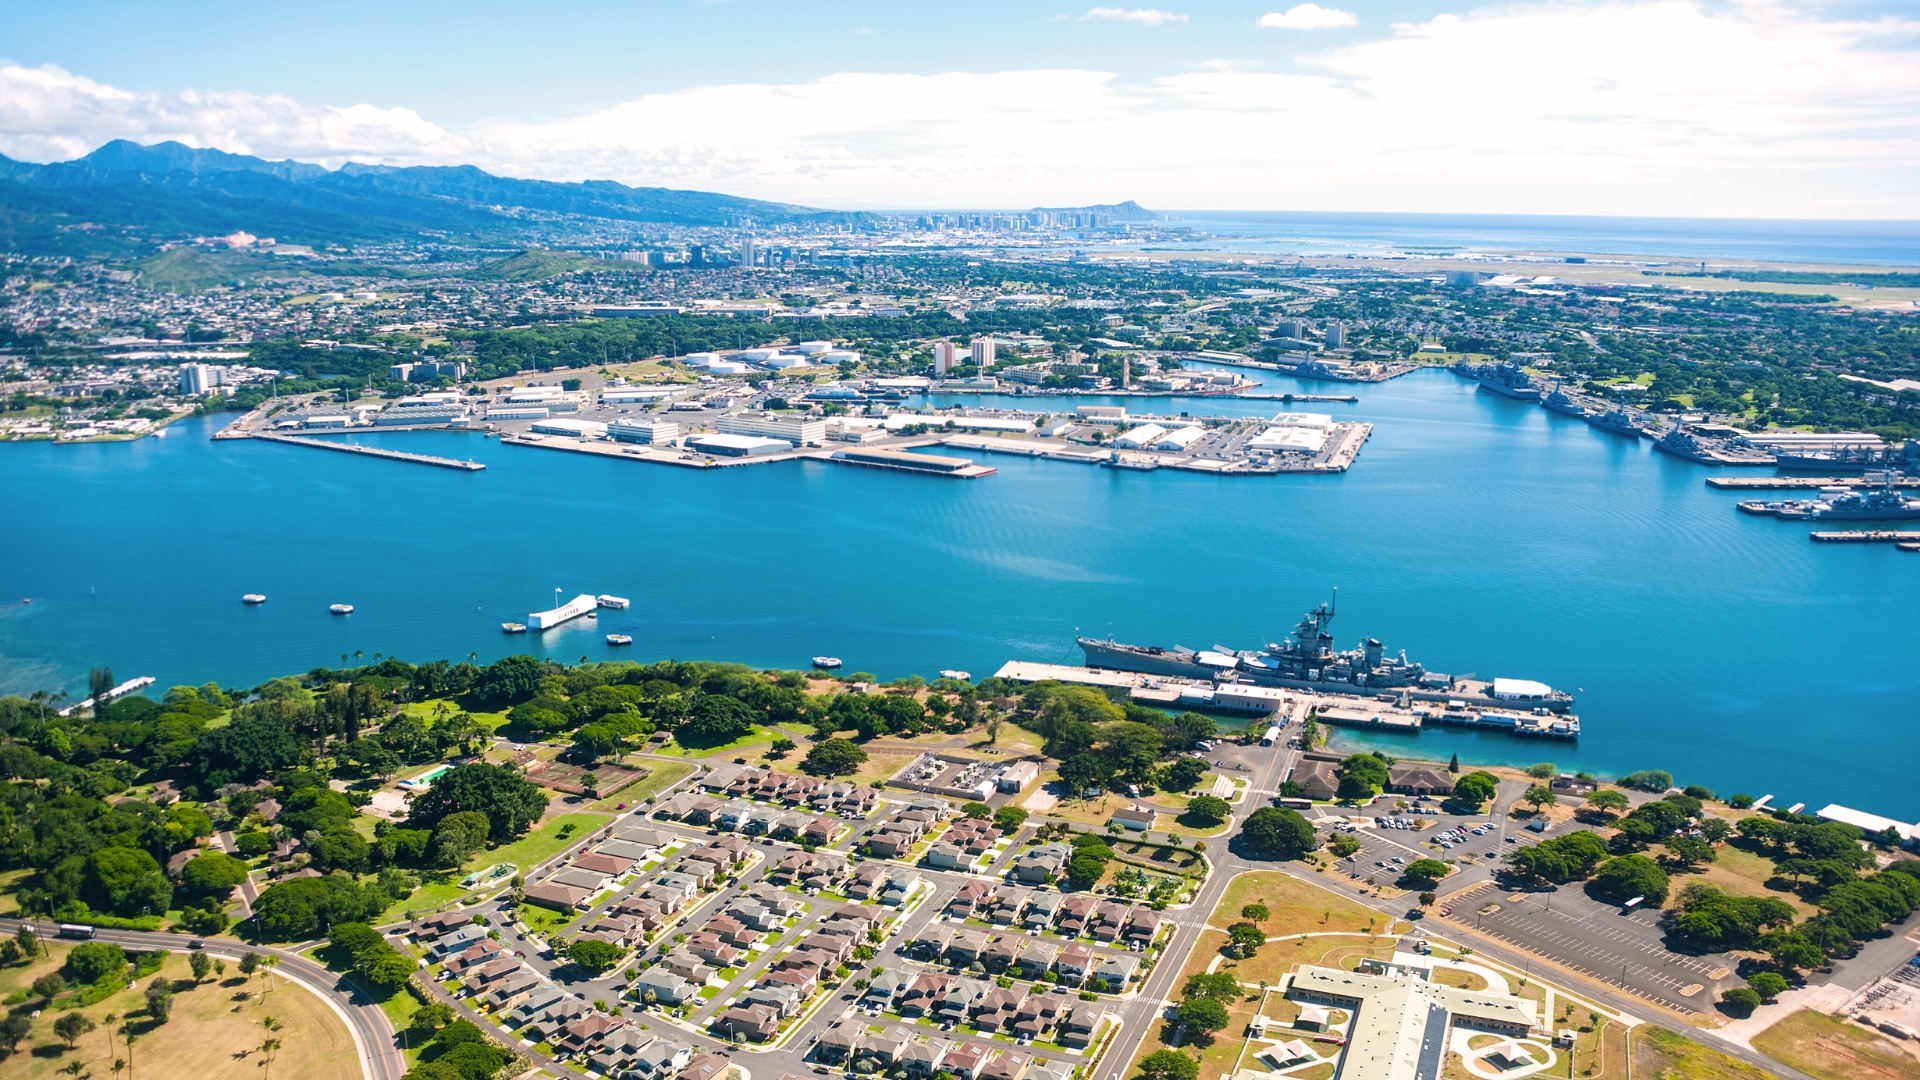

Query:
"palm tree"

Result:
[[260, 1038, 282, 1080], [113, 1059, 126, 1080], [354, 650, 364, 664], [122, 1029, 136, 1080]]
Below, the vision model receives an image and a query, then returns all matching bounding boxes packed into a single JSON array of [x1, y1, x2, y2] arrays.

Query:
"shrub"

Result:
[[1720, 987, 1761, 1017]]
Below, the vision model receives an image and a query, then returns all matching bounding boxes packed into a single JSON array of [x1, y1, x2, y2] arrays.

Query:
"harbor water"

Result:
[[3, 368, 1916, 815]]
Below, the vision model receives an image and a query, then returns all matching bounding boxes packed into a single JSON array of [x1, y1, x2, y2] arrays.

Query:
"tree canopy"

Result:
[[407, 763, 548, 842], [1239, 807, 1317, 859]]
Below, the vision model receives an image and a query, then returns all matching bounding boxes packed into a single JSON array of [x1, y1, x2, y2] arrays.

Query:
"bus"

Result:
[[56, 924, 96, 940]]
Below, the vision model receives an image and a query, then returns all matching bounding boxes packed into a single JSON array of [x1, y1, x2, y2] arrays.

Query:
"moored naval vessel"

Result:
[[1585, 405, 1647, 439], [1739, 473, 1920, 521], [1076, 593, 1575, 711], [1464, 361, 1544, 402], [1542, 386, 1594, 419]]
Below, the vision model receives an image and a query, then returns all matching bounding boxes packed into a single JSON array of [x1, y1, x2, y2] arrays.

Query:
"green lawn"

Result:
[[379, 811, 609, 920], [589, 759, 694, 811]]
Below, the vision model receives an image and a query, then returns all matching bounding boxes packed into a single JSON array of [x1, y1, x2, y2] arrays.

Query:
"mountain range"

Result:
[[0, 141, 858, 257]]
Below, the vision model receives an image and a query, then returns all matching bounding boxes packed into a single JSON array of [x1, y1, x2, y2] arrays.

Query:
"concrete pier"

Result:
[[250, 432, 485, 471]]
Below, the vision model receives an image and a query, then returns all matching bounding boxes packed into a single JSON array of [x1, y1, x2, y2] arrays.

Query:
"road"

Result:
[[0, 917, 405, 1080]]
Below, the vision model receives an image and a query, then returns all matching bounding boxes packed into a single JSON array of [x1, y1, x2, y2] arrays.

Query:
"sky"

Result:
[[2, 0, 1918, 217]]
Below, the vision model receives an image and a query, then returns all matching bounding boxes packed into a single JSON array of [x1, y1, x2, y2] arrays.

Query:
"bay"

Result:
[[3, 368, 1916, 816]]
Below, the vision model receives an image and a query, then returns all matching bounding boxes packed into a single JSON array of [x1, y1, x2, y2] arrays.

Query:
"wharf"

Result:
[[501, 432, 817, 469], [250, 432, 485, 471], [1810, 530, 1920, 543], [1707, 475, 1920, 490]]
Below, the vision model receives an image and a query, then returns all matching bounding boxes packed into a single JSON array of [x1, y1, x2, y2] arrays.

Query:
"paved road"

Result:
[[0, 917, 405, 1080]]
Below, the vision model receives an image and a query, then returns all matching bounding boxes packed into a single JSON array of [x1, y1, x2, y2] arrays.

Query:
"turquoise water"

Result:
[[4, 369, 1916, 815]]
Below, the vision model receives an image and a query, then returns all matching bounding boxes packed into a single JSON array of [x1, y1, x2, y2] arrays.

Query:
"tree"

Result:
[[1336, 754, 1389, 801], [1522, 785, 1558, 813], [144, 977, 172, 1023], [1747, 972, 1789, 1001], [53, 1012, 95, 1049], [407, 763, 548, 842], [1447, 753, 1459, 774], [187, 716, 304, 785], [408, 1002, 454, 1037], [1756, 930, 1826, 973], [180, 852, 249, 896], [1720, 987, 1761, 1018], [259, 1038, 282, 1080], [1183, 972, 1241, 1000], [1175, 996, 1229, 1039], [1226, 922, 1265, 957], [1451, 771, 1499, 811], [570, 724, 625, 763], [473, 655, 543, 705], [1065, 853, 1108, 889], [1664, 835, 1716, 868], [1593, 854, 1670, 906], [1525, 762, 1556, 780], [431, 811, 493, 867], [252, 875, 388, 940], [65, 942, 126, 983], [1138, 1050, 1200, 1080], [1328, 833, 1362, 858], [32, 972, 67, 999], [678, 694, 758, 746], [1184, 795, 1231, 825], [1240, 903, 1269, 922], [961, 802, 992, 820], [239, 952, 261, 977], [1619, 770, 1673, 793], [188, 951, 213, 982], [1583, 789, 1630, 817], [1402, 859, 1451, 885], [1161, 758, 1209, 793], [993, 806, 1029, 832], [82, 847, 172, 917], [567, 938, 623, 974], [800, 738, 868, 777], [1239, 808, 1317, 859], [0, 1014, 32, 1053]]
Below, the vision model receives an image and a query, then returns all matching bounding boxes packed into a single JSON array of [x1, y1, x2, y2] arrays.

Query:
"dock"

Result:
[[1810, 530, 1920, 543], [251, 432, 485, 470], [1707, 476, 1920, 490], [1234, 393, 1360, 403]]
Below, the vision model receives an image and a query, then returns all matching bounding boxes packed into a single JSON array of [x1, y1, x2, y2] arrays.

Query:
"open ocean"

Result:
[[1152, 211, 1920, 266], [4, 367, 1917, 817]]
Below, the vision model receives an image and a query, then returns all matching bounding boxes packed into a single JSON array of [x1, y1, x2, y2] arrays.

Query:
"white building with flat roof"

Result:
[[1815, 804, 1918, 842], [1152, 426, 1205, 451], [531, 418, 608, 438], [609, 419, 680, 444], [717, 412, 826, 446], [970, 338, 996, 368], [1112, 423, 1168, 449]]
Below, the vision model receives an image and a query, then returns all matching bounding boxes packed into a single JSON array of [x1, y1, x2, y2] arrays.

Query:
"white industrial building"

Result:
[[530, 418, 608, 438], [1152, 426, 1206, 451], [716, 412, 826, 446], [1112, 423, 1168, 449], [601, 389, 675, 404], [1249, 427, 1328, 454], [794, 341, 835, 355], [689, 433, 788, 457], [486, 406, 550, 421], [505, 387, 567, 403], [609, 419, 680, 444]]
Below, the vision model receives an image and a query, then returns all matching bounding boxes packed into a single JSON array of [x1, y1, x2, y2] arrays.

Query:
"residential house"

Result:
[[504, 986, 566, 1030], [486, 971, 543, 1011], [555, 1013, 624, 1057], [989, 887, 1031, 925], [683, 931, 741, 968], [430, 925, 489, 957], [640, 884, 688, 912], [794, 931, 853, 965], [574, 850, 635, 878], [1023, 891, 1064, 930], [548, 866, 613, 894], [414, 911, 473, 940], [726, 897, 782, 933], [615, 897, 666, 931], [1089, 901, 1130, 942], [632, 968, 697, 1005], [470, 956, 524, 991], [588, 1027, 653, 1077], [816, 1020, 864, 1063], [653, 793, 700, 820], [925, 842, 967, 870], [1125, 909, 1163, 947], [971, 987, 1027, 1031], [1058, 1005, 1108, 1048], [659, 949, 715, 984], [628, 1037, 694, 1080], [614, 825, 673, 850], [944, 1043, 989, 1080], [1013, 940, 1058, 979], [900, 1038, 952, 1076], [675, 857, 720, 888], [1110, 806, 1156, 831], [1011, 843, 1072, 884], [704, 913, 760, 948], [948, 879, 993, 915], [682, 1051, 735, 1080], [848, 862, 892, 899], [880, 873, 922, 906], [652, 871, 702, 899], [1054, 943, 1096, 984], [933, 978, 993, 1025], [1011, 994, 1066, 1040], [587, 914, 645, 948], [1092, 955, 1138, 992], [745, 886, 805, 917], [1055, 895, 1100, 936], [862, 1028, 911, 1068], [863, 969, 912, 1008], [681, 796, 727, 825], [701, 763, 749, 792], [944, 928, 989, 965], [761, 967, 817, 997], [715, 1002, 780, 1041], [741, 983, 802, 1017], [866, 827, 919, 859], [899, 973, 951, 1017], [522, 998, 592, 1042], [980, 1051, 1033, 1080], [801, 818, 837, 846], [980, 935, 1022, 974], [444, 940, 505, 976]]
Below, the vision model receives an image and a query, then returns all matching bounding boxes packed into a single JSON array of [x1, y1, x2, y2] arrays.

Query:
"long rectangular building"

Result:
[[716, 412, 826, 446]]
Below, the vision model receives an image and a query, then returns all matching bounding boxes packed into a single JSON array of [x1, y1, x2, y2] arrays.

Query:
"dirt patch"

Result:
[[1751, 1009, 1920, 1080], [1635, 1024, 1779, 1080], [1215, 870, 1388, 937]]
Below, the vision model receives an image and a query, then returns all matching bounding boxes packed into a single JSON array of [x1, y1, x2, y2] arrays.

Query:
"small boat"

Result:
[[606, 634, 632, 646], [242, 594, 267, 605], [597, 594, 631, 610], [812, 656, 842, 670], [329, 604, 354, 615], [939, 669, 971, 681], [501, 622, 527, 633]]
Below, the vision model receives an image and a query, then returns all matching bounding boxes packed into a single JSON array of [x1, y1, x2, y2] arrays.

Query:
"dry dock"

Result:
[[250, 432, 485, 471]]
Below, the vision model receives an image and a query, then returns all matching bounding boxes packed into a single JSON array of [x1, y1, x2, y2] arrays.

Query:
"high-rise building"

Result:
[[934, 340, 960, 376], [1324, 322, 1346, 348], [971, 338, 996, 372], [177, 363, 218, 395]]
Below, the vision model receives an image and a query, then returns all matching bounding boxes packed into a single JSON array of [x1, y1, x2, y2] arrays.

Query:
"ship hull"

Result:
[[1477, 382, 1543, 402], [1543, 400, 1592, 418]]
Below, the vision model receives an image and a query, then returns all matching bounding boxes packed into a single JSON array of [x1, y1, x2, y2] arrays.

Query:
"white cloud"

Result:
[[3, 0, 1917, 217], [1082, 7, 1188, 26], [1258, 4, 1358, 30]]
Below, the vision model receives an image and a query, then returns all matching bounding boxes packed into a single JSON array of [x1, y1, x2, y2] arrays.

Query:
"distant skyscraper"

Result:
[[934, 340, 959, 376], [971, 337, 996, 372], [1325, 322, 1346, 348], [177, 363, 217, 395]]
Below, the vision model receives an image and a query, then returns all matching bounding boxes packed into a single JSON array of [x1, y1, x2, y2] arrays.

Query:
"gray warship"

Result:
[[1076, 593, 1575, 711]]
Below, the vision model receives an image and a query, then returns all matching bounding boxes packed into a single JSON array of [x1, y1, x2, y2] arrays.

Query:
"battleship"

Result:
[[1457, 360, 1544, 402], [1076, 593, 1575, 711], [1738, 474, 1920, 521], [1542, 386, 1594, 419], [1585, 405, 1648, 439], [1772, 440, 1920, 473], [1653, 424, 1776, 466]]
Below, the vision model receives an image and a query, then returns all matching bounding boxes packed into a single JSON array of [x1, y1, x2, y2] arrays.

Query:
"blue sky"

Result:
[[3, 0, 1918, 216]]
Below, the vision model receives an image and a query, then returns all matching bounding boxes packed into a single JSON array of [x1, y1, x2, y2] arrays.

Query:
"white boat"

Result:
[[242, 594, 267, 605], [812, 656, 842, 669], [597, 594, 631, 609], [606, 634, 632, 646], [329, 603, 354, 614], [501, 622, 527, 633], [939, 669, 971, 681]]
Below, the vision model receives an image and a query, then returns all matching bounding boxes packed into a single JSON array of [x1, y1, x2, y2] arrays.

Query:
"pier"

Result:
[[1810, 530, 1920, 543], [1234, 392, 1360, 403], [251, 432, 485, 471], [1707, 476, 1920, 490]]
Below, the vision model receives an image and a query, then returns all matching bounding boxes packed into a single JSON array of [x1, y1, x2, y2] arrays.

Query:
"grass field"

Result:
[[379, 810, 609, 920], [588, 758, 694, 811], [1671, 845, 1819, 918], [1751, 1010, 1920, 1080], [0, 943, 359, 1080], [1215, 871, 1392, 937], [1632, 1025, 1778, 1080]]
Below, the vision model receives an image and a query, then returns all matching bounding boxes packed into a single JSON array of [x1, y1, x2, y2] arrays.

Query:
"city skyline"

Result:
[[3, 0, 1918, 218]]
